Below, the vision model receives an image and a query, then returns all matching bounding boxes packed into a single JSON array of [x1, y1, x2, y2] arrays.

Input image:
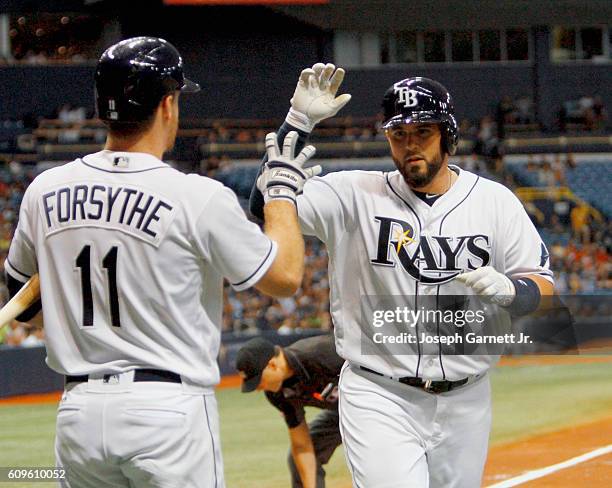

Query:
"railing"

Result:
[[514, 186, 604, 222], [2, 118, 609, 160]]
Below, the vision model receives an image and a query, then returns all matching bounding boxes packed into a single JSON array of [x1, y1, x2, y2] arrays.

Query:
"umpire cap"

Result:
[[95, 36, 200, 122], [236, 338, 277, 392], [381, 77, 459, 155]]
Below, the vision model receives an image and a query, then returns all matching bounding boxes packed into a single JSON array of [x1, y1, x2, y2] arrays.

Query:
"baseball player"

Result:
[[250, 71, 554, 486], [4, 37, 322, 488], [236, 334, 345, 488]]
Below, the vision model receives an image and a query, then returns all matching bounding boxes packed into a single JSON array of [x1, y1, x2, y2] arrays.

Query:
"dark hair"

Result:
[[273, 345, 282, 357], [104, 92, 179, 138], [103, 114, 155, 138]]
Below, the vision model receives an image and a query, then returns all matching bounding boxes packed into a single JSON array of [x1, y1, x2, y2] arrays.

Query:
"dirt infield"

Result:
[[0, 374, 242, 405], [0, 391, 61, 405], [483, 415, 612, 487], [336, 416, 612, 487]]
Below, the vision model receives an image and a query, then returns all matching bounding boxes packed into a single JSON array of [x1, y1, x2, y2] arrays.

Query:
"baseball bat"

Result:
[[0, 273, 40, 328]]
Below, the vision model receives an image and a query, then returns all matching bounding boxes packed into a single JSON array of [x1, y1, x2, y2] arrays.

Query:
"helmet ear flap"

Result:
[[440, 123, 448, 154], [440, 119, 458, 156]]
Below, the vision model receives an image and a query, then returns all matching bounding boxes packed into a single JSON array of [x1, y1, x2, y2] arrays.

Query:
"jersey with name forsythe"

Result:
[[5, 151, 277, 388]]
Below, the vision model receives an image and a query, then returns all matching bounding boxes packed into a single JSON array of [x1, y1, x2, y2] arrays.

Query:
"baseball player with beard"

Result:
[[250, 72, 554, 487], [4, 37, 322, 488]]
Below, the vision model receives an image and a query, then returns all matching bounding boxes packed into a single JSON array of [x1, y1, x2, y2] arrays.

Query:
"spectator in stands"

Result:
[[570, 204, 591, 244], [216, 124, 231, 143], [458, 118, 477, 143], [578, 95, 595, 122], [200, 155, 221, 177], [496, 96, 515, 139], [358, 127, 374, 141], [1, 320, 27, 346], [255, 128, 267, 144], [559, 95, 606, 132], [565, 153, 577, 170], [473, 115, 501, 168], [277, 316, 296, 335], [235, 129, 252, 143], [591, 96, 607, 130], [514, 96, 533, 124], [21, 324, 45, 347], [537, 158, 556, 187], [552, 154, 567, 186], [341, 126, 358, 141], [458, 155, 476, 173], [549, 212, 568, 236]]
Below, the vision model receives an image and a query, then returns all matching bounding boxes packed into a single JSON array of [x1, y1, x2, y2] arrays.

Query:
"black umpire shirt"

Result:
[[265, 334, 344, 429]]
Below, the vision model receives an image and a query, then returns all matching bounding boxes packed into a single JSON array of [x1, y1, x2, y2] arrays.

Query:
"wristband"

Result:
[[507, 277, 541, 316], [285, 107, 315, 133], [263, 189, 296, 205]]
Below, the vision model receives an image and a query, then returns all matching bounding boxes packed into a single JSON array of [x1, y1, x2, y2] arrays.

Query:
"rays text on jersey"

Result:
[[41, 184, 175, 245], [371, 216, 491, 284]]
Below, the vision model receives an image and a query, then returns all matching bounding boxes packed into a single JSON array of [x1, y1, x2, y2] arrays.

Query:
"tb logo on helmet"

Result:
[[394, 83, 419, 108]]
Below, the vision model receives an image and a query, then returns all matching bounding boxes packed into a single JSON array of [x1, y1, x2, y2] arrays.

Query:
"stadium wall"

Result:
[[0, 330, 324, 398], [0, 319, 609, 398]]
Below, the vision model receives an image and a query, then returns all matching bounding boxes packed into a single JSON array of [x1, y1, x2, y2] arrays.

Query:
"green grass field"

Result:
[[1, 361, 611, 488]]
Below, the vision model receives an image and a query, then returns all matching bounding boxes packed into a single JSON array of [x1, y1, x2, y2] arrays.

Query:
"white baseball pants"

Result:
[[339, 364, 491, 488], [55, 375, 224, 488]]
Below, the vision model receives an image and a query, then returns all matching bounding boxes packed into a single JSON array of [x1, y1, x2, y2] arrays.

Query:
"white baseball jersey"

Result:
[[297, 165, 552, 380], [6, 150, 277, 388]]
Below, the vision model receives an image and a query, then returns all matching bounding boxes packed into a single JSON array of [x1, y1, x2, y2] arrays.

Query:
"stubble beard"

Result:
[[393, 151, 445, 189]]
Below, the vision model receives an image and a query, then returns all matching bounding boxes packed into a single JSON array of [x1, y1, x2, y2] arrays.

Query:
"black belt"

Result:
[[65, 369, 182, 385], [359, 366, 469, 394]]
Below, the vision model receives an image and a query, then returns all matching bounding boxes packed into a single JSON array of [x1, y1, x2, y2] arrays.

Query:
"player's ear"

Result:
[[160, 93, 176, 120], [267, 357, 277, 370]]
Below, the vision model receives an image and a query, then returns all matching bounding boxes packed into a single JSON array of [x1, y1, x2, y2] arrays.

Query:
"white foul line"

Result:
[[486, 444, 612, 488]]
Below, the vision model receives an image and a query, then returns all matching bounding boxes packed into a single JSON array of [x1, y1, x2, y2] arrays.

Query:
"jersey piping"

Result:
[[78, 158, 171, 174], [231, 239, 275, 287], [435, 175, 480, 378], [5, 257, 31, 280]]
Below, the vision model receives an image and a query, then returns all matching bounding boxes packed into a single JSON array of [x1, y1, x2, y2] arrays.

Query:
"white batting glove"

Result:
[[257, 131, 321, 205], [285, 62, 352, 132], [455, 266, 516, 307]]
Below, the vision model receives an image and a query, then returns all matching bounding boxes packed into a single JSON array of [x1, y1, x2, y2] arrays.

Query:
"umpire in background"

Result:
[[237, 334, 344, 488]]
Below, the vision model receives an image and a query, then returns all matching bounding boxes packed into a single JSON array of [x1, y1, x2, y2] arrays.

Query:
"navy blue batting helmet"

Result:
[[95, 36, 200, 122], [381, 77, 459, 155]]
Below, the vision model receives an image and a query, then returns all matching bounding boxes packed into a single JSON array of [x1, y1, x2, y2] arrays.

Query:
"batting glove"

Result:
[[285, 63, 352, 132], [257, 131, 321, 205], [456, 266, 516, 307]]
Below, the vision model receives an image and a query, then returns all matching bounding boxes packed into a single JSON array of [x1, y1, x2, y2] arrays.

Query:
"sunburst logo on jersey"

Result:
[[393, 228, 416, 254]]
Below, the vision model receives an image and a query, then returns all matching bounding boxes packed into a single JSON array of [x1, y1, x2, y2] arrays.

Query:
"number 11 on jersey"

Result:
[[75, 245, 121, 328]]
